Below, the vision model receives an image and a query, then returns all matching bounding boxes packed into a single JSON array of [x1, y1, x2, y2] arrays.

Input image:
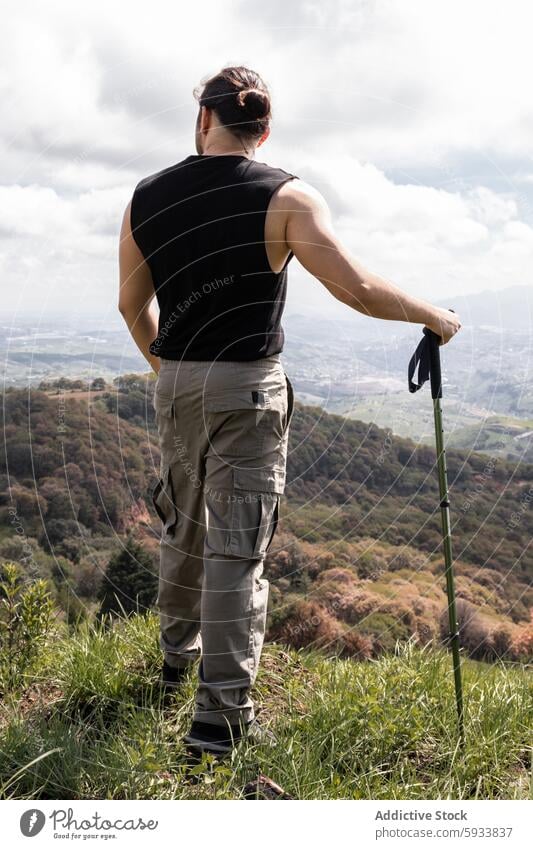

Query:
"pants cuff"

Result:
[[164, 653, 200, 670], [192, 708, 255, 728]]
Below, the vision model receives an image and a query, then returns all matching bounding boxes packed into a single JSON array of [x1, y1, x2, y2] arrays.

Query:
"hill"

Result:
[[1, 379, 532, 660]]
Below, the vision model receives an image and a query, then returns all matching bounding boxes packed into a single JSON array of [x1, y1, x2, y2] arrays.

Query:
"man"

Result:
[[118, 65, 461, 757]]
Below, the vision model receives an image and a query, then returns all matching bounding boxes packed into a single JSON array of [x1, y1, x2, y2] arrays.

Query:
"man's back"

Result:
[[130, 153, 298, 361]]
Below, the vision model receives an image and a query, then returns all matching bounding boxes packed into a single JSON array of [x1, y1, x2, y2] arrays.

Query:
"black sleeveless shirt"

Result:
[[130, 154, 298, 361]]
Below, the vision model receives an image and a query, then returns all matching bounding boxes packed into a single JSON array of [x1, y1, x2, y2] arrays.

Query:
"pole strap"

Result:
[[407, 329, 432, 394], [408, 315, 455, 399], [440, 499, 450, 508], [408, 326, 443, 398]]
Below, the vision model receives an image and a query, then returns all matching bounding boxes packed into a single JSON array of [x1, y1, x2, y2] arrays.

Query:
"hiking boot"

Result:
[[159, 661, 188, 694], [183, 718, 277, 757]]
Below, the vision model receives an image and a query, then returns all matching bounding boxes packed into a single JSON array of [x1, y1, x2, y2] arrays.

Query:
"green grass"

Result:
[[0, 612, 530, 800]]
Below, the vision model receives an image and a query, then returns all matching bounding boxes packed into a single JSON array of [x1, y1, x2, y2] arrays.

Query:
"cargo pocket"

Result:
[[204, 388, 272, 414], [151, 464, 178, 536], [225, 467, 282, 559], [153, 389, 178, 464], [204, 389, 272, 426], [204, 386, 275, 456]]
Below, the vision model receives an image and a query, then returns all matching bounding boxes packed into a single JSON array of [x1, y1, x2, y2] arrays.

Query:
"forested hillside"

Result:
[[1, 377, 532, 662]]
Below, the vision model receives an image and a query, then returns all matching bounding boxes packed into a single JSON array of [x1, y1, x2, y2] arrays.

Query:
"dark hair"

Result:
[[193, 65, 271, 143]]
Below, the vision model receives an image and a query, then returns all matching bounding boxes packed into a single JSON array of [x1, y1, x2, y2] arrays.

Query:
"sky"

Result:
[[1, 0, 533, 322]]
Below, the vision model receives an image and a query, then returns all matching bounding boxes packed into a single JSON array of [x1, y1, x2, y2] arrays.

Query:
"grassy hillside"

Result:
[[0, 611, 530, 800], [342, 401, 533, 465], [451, 415, 533, 463]]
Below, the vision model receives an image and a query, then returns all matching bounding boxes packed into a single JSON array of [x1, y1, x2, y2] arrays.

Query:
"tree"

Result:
[[97, 534, 157, 618]]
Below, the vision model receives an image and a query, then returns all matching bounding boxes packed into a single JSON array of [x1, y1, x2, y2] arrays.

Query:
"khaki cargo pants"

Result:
[[151, 353, 294, 727]]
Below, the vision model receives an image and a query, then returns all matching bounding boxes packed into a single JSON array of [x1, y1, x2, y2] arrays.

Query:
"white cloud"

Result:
[[1, 0, 533, 317]]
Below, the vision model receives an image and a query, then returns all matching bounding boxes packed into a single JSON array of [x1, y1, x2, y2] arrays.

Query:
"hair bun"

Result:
[[236, 88, 269, 119]]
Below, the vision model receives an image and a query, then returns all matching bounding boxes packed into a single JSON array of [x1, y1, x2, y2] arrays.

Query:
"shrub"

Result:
[[267, 598, 374, 660], [318, 567, 355, 585], [0, 561, 55, 692], [511, 610, 533, 660], [488, 624, 514, 661], [341, 628, 374, 659], [358, 611, 410, 654], [75, 557, 104, 598], [387, 548, 428, 572], [265, 537, 308, 582], [267, 599, 344, 653], [356, 551, 387, 579], [440, 598, 493, 660], [336, 588, 381, 625]]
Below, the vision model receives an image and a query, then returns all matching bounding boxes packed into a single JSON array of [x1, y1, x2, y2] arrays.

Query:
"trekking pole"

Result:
[[408, 313, 465, 747]]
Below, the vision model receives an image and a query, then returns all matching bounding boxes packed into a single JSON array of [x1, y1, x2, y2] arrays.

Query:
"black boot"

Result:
[[183, 718, 276, 757], [159, 661, 188, 694]]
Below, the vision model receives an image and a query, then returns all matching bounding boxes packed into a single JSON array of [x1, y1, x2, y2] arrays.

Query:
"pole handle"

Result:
[[408, 309, 455, 399], [426, 328, 442, 399], [427, 308, 455, 400]]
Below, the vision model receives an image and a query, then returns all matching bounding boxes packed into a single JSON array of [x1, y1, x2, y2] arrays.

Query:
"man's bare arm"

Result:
[[284, 181, 461, 344], [118, 201, 161, 374]]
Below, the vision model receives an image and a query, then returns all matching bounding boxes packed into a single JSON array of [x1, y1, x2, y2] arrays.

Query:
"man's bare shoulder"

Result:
[[274, 177, 330, 213]]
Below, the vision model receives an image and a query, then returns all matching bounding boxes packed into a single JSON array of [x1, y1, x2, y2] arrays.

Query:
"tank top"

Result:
[[130, 153, 298, 361]]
